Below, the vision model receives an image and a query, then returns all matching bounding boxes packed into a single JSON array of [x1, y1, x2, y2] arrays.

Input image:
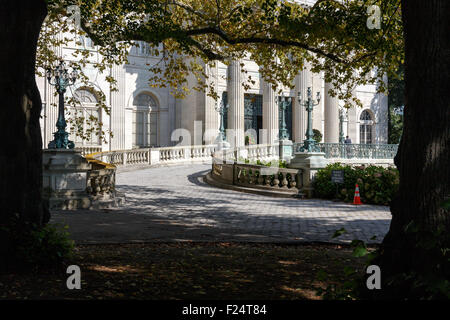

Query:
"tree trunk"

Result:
[[0, 0, 48, 268], [374, 0, 450, 298]]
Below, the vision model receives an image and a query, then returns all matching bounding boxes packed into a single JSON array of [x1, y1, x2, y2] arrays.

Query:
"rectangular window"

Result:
[[150, 112, 157, 146], [133, 110, 155, 147], [85, 108, 100, 145]]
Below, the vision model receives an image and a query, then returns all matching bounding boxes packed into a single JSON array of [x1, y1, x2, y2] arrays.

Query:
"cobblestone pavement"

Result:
[[51, 164, 392, 244]]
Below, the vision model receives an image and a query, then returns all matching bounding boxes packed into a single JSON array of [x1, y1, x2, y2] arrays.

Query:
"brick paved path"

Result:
[[51, 164, 392, 244]]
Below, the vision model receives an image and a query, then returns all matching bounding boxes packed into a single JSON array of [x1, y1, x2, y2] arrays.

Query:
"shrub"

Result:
[[313, 129, 323, 143], [0, 217, 74, 273], [313, 163, 399, 205]]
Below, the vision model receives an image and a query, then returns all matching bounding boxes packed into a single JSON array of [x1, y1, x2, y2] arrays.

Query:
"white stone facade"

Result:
[[38, 37, 388, 152]]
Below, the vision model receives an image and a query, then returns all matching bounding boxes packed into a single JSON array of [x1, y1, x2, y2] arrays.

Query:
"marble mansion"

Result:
[[37, 37, 388, 153]]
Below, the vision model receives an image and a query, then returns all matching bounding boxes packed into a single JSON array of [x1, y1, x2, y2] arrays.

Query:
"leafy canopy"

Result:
[[40, 0, 403, 140]]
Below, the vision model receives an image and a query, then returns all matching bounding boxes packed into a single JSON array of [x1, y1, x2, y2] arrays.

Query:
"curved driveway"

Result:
[[51, 164, 392, 244]]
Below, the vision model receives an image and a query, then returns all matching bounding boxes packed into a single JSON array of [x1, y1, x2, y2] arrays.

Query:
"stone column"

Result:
[[110, 64, 126, 151], [347, 87, 359, 143], [293, 62, 312, 143], [203, 63, 220, 145], [227, 60, 245, 149], [324, 81, 340, 143], [262, 79, 278, 145]]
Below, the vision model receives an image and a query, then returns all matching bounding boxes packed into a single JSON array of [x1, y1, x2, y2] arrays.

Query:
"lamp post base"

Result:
[[279, 139, 293, 162], [48, 129, 75, 149], [288, 152, 329, 198]]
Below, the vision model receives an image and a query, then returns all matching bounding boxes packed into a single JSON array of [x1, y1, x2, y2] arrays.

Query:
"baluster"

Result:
[[265, 174, 272, 187], [289, 173, 297, 189], [281, 172, 288, 188], [273, 172, 280, 188], [257, 171, 264, 185]]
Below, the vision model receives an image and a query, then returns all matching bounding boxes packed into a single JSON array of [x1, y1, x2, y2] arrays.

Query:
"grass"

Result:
[[0, 242, 369, 300]]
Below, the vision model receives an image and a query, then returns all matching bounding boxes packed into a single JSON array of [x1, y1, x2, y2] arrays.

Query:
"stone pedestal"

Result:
[[43, 150, 92, 210], [288, 152, 329, 198], [215, 141, 234, 164], [279, 139, 293, 162], [43, 149, 124, 210]]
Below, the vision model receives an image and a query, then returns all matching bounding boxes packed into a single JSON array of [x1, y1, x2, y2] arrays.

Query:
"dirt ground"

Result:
[[0, 242, 369, 300]]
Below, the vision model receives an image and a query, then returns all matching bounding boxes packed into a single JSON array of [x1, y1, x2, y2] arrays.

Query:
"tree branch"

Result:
[[183, 27, 345, 63]]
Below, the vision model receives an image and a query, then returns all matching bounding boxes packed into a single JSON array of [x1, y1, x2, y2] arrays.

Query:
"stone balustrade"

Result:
[[237, 143, 279, 161], [74, 146, 102, 156], [234, 163, 301, 191], [206, 158, 303, 197], [89, 144, 218, 167], [87, 142, 398, 170], [86, 168, 116, 197]]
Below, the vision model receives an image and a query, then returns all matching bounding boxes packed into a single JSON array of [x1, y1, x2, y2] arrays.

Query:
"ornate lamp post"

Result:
[[298, 87, 321, 152], [215, 100, 229, 142], [278, 96, 291, 140], [46, 60, 77, 149]]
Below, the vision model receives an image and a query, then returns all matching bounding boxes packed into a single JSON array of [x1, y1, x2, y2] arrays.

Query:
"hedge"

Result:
[[313, 163, 399, 205]]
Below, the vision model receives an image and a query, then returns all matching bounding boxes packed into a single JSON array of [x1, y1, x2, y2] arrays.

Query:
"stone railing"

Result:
[[86, 167, 116, 197], [159, 144, 217, 163], [206, 158, 303, 197], [89, 144, 217, 167], [234, 163, 301, 191], [74, 146, 102, 156], [237, 143, 279, 161], [86, 142, 399, 171]]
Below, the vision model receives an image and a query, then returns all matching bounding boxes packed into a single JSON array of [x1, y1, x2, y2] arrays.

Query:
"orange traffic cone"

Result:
[[353, 184, 363, 205]]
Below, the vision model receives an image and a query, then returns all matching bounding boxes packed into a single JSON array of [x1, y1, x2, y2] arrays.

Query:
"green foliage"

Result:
[[315, 233, 374, 300], [0, 218, 74, 273], [245, 135, 256, 145], [312, 129, 322, 143], [389, 107, 403, 144], [44, 0, 404, 108], [39, 0, 404, 147], [321, 216, 450, 300], [388, 64, 404, 144], [380, 220, 450, 300], [238, 158, 287, 168], [313, 163, 399, 205], [255, 159, 287, 168]]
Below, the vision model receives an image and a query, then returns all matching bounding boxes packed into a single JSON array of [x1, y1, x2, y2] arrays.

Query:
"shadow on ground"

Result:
[[50, 167, 391, 244]]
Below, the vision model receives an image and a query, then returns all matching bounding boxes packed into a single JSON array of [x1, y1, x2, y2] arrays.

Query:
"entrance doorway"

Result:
[[244, 94, 263, 144]]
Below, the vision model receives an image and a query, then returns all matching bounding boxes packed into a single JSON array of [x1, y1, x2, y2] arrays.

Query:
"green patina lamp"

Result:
[[278, 95, 291, 140], [298, 87, 321, 152], [215, 100, 229, 142], [46, 60, 77, 149]]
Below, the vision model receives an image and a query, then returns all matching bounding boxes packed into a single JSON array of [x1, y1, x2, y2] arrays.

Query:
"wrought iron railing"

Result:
[[293, 143, 398, 159]]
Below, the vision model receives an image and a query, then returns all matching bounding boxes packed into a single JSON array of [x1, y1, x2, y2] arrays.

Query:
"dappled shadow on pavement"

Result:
[[51, 165, 391, 245]]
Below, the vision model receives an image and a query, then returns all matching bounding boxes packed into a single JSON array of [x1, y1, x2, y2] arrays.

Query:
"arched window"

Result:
[[132, 93, 159, 147], [73, 88, 97, 103], [71, 88, 101, 146], [360, 110, 374, 144]]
